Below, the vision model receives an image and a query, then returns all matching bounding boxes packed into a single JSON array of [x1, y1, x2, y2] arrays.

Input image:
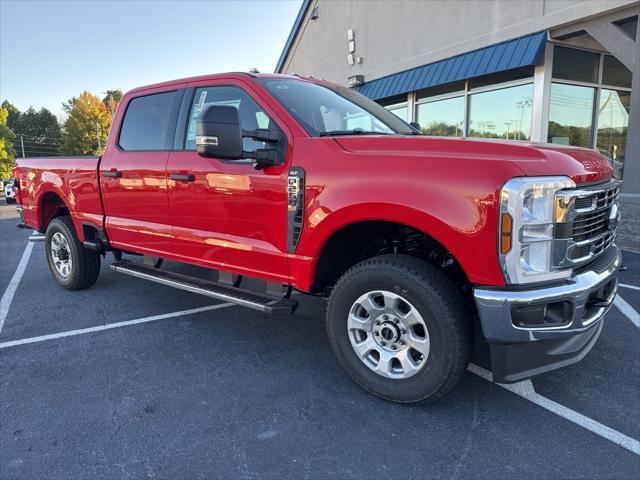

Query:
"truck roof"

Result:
[[126, 72, 315, 96]]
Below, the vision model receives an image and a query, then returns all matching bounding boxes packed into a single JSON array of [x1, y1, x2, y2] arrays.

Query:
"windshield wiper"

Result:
[[319, 129, 393, 137]]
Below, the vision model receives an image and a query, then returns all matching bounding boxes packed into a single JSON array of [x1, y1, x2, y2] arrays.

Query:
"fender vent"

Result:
[[287, 167, 305, 253]]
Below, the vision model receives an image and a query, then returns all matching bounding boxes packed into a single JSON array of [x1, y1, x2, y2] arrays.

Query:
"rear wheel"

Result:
[[45, 216, 101, 290], [326, 254, 472, 403]]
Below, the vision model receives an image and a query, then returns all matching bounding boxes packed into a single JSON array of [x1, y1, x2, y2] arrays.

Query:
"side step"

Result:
[[110, 260, 298, 315]]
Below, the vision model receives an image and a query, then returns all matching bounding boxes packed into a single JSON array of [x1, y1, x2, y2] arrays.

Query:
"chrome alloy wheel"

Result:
[[348, 290, 430, 379], [51, 232, 72, 278]]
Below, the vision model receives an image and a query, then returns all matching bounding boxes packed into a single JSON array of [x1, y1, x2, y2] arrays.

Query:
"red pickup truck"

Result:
[[14, 72, 621, 402]]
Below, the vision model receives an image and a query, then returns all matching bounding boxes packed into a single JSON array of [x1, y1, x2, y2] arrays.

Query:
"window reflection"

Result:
[[387, 105, 408, 121], [548, 83, 594, 148], [416, 97, 464, 137], [468, 84, 533, 140], [552, 46, 599, 83], [597, 89, 630, 162], [602, 56, 632, 88]]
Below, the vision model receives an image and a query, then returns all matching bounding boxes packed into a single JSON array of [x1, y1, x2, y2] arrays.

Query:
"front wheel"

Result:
[[326, 255, 473, 403], [45, 216, 101, 290]]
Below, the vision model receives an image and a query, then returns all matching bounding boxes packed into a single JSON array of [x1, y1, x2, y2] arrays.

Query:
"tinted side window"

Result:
[[119, 91, 177, 151], [185, 86, 273, 151]]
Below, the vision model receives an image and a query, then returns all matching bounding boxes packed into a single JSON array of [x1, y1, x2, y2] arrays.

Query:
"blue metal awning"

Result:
[[356, 31, 546, 100]]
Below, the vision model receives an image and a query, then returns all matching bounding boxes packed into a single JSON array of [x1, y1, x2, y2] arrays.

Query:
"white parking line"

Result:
[[0, 242, 34, 335], [0, 303, 234, 349], [468, 363, 640, 456], [620, 283, 640, 291], [613, 295, 640, 329]]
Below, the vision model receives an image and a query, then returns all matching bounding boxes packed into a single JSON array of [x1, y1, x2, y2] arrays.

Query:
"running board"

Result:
[[110, 260, 298, 315]]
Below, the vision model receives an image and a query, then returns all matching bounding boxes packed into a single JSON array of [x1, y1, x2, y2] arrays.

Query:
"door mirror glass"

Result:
[[196, 105, 243, 159]]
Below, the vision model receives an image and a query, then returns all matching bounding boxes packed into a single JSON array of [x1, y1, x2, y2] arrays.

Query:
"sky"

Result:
[[0, 0, 303, 116]]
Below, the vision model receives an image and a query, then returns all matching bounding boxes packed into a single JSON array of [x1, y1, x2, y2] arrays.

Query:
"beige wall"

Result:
[[281, 0, 637, 85]]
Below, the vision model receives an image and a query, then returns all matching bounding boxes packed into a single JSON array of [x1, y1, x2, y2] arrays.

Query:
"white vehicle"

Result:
[[4, 179, 16, 204]]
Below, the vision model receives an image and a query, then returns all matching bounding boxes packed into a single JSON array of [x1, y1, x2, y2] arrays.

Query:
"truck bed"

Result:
[[15, 156, 104, 238]]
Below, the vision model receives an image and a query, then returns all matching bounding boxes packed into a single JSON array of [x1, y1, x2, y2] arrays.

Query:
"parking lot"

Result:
[[1, 205, 639, 479]]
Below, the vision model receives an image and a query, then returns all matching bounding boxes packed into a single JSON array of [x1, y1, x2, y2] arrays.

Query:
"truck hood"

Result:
[[333, 136, 612, 185]]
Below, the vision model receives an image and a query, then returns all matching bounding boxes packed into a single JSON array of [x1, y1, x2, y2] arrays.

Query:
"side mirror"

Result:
[[196, 105, 243, 159], [409, 121, 422, 132]]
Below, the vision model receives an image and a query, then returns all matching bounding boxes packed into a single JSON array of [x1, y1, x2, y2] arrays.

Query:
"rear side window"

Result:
[[119, 91, 177, 151]]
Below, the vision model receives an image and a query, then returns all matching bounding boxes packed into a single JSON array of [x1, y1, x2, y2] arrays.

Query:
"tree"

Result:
[[0, 107, 17, 178], [60, 92, 112, 155], [1, 100, 20, 130], [12, 107, 62, 157], [102, 90, 123, 117], [1, 101, 63, 157]]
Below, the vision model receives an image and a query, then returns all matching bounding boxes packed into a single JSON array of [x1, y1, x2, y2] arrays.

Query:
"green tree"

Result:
[[0, 107, 17, 178], [1, 101, 63, 157], [1, 100, 21, 130], [60, 92, 112, 155], [12, 107, 62, 157], [102, 89, 123, 117]]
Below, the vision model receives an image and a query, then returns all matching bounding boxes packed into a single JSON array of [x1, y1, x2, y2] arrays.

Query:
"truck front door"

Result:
[[166, 82, 291, 283]]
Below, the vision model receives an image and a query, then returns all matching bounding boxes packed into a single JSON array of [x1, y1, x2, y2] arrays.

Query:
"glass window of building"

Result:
[[416, 81, 465, 101], [615, 16, 638, 40], [552, 46, 599, 83], [602, 55, 632, 88], [386, 104, 408, 121], [468, 84, 534, 140], [379, 95, 408, 121], [469, 67, 534, 89], [548, 83, 595, 147], [416, 96, 464, 137], [597, 89, 630, 162]]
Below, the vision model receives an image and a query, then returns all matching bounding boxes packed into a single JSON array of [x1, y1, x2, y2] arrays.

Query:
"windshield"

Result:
[[257, 78, 415, 136]]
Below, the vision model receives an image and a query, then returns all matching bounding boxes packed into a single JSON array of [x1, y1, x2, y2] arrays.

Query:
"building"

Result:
[[276, 0, 639, 201]]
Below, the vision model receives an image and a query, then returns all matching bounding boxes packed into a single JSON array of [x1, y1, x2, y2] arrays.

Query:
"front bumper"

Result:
[[474, 245, 620, 383]]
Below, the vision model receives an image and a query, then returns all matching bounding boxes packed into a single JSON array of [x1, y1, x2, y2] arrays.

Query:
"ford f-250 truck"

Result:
[[14, 72, 621, 402]]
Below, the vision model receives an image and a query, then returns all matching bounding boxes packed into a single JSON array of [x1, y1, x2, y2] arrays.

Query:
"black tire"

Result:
[[45, 216, 101, 290], [326, 254, 473, 403]]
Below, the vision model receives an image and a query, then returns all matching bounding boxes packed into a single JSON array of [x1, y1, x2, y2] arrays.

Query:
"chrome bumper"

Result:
[[473, 245, 620, 382]]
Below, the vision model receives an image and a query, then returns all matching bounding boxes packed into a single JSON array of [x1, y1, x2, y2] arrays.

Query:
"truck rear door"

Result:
[[165, 80, 291, 284], [101, 87, 184, 253]]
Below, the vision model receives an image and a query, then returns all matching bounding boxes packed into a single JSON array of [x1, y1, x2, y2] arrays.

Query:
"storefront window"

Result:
[[597, 89, 630, 162], [416, 96, 464, 137], [468, 84, 533, 140], [548, 83, 595, 148], [552, 46, 599, 83], [386, 104, 408, 121], [602, 55, 632, 88]]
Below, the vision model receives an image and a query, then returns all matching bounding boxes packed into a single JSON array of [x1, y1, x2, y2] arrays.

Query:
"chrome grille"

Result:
[[573, 210, 611, 241], [572, 185, 619, 238], [554, 180, 620, 267]]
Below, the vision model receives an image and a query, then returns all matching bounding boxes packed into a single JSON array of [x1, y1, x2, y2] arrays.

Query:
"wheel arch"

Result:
[[300, 204, 473, 295], [38, 191, 71, 233]]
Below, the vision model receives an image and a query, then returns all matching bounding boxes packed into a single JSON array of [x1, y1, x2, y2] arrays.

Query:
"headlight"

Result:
[[499, 176, 575, 284]]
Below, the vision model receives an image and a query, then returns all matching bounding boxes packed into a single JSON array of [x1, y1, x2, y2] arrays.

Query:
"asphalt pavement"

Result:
[[0, 211, 638, 479]]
